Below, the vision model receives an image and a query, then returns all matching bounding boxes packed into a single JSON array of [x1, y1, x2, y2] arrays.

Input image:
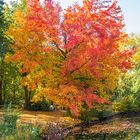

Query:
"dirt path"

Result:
[[0, 110, 79, 127]]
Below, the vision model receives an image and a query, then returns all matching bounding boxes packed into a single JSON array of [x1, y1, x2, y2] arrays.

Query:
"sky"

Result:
[[4, 0, 140, 34], [118, 0, 140, 34]]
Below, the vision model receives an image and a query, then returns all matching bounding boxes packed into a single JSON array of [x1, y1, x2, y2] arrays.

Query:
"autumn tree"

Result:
[[7, 0, 133, 115]]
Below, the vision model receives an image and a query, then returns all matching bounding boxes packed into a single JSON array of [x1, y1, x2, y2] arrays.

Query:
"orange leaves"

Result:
[[32, 85, 107, 116], [69, 104, 79, 117]]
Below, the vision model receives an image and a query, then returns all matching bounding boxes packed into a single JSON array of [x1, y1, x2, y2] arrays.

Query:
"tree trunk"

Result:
[[22, 72, 31, 109], [0, 80, 2, 105], [24, 86, 30, 109]]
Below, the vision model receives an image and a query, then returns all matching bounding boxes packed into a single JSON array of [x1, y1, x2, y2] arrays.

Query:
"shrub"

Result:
[[79, 106, 112, 122], [113, 95, 138, 112], [27, 100, 53, 111]]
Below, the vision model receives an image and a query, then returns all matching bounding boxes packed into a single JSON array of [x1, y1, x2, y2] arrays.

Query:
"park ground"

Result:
[[0, 110, 139, 134]]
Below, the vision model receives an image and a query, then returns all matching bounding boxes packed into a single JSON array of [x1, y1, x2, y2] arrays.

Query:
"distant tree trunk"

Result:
[[0, 80, 2, 105], [3, 63, 6, 104], [0, 60, 3, 105], [12, 84, 16, 104]]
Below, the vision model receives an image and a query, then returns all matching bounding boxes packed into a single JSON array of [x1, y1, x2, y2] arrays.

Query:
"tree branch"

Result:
[[69, 58, 91, 75], [53, 41, 66, 58]]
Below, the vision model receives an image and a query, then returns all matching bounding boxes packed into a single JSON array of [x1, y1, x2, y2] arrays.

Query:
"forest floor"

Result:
[[0, 110, 139, 134]]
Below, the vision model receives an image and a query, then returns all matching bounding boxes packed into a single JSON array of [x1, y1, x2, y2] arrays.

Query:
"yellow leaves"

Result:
[[13, 9, 26, 26], [4, 53, 12, 64], [32, 88, 57, 103], [128, 35, 140, 65], [20, 68, 46, 91]]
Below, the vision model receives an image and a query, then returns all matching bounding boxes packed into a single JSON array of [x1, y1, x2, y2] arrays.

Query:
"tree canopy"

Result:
[[5, 0, 134, 116]]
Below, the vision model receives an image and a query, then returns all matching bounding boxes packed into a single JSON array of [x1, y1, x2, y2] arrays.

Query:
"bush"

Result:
[[79, 109, 96, 122], [79, 106, 112, 122], [113, 95, 138, 112], [27, 100, 54, 111]]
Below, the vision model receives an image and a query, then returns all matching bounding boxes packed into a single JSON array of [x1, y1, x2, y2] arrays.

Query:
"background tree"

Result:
[[0, 0, 24, 106], [4, 0, 32, 108], [113, 34, 140, 112], [0, 0, 11, 105]]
